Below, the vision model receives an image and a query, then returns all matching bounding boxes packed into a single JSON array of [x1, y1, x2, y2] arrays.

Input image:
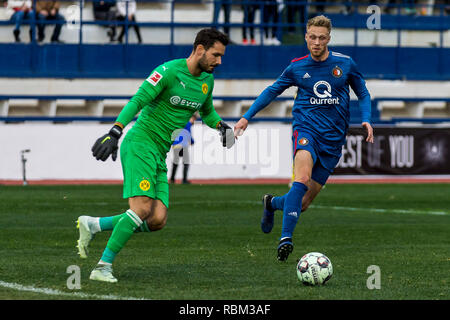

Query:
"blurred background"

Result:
[[0, 0, 449, 183]]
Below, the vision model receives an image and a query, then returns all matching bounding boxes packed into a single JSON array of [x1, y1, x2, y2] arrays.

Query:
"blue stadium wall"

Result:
[[0, 44, 449, 80]]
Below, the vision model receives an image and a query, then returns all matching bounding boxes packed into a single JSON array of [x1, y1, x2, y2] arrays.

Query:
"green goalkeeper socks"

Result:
[[99, 213, 151, 233], [135, 220, 151, 232], [100, 209, 143, 264], [99, 213, 125, 231]]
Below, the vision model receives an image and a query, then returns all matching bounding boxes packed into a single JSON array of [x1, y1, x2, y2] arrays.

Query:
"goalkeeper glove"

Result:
[[91, 124, 123, 161], [217, 120, 235, 149]]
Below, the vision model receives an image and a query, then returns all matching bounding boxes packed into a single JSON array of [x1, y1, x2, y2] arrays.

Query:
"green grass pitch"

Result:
[[0, 183, 449, 300]]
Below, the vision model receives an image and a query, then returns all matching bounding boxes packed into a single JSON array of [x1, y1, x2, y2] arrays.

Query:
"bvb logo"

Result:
[[202, 83, 208, 95], [139, 179, 150, 191]]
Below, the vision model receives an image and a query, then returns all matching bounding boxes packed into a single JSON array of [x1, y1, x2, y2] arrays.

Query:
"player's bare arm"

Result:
[[234, 117, 249, 137], [362, 122, 374, 143]]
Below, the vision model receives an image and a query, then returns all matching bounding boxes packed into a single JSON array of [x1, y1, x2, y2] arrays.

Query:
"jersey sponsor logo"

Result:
[[202, 83, 208, 95], [313, 81, 332, 98], [310, 80, 340, 105], [180, 81, 186, 89], [332, 66, 343, 78], [139, 179, 151, 191], [170, 95, 202, 110], [303, 72, 311, 79], [146, 71, 163, 86], [170, 96, 181, 105]]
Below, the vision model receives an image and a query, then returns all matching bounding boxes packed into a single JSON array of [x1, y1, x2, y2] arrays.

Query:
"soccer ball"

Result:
[[296, 252, 333, 286]]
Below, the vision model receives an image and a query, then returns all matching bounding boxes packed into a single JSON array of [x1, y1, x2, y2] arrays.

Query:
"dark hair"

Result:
[[193, 28, 229, 51]]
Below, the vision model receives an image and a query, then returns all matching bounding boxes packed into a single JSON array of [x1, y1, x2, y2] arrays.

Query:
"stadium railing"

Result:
[[0, 1, 448, 79], [1, 94, 450, 125], [1, 1, 448, 44]]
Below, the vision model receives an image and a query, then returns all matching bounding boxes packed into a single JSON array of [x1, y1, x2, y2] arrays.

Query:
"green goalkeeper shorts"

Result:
[[120, 137, 169, 208]]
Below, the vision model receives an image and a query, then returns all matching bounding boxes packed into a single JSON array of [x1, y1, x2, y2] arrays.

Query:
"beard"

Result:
[[309, 46, 327, 59], [198, 54, 215, 74]]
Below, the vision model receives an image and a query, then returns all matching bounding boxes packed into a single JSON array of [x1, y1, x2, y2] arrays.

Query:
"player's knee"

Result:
[[149, 214, 167, 231], [148, 204, 167, 231], [294, 174, 311, 185], [129, 196, 153, 220], [133, 206, 152, 221]]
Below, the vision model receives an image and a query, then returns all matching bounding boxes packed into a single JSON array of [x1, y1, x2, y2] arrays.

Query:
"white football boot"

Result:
[[76, 215, 98, 258], [89, 264, 118, 283]]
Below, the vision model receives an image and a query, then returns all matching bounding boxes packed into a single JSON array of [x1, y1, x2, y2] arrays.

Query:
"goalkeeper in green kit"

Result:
[[76, 28, 234, 283]]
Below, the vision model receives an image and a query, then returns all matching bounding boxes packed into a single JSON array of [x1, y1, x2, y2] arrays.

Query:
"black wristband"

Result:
[[217, 120, 230, 132], [109, 125, 123, 139]]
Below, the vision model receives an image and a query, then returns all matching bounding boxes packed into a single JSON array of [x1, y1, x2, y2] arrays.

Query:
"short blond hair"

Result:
[[307, 15, 332, 33]]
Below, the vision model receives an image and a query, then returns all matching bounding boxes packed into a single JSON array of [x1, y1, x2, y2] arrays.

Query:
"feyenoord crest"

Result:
[[299, 137, 309, 146], [332, 66, 343, 78]]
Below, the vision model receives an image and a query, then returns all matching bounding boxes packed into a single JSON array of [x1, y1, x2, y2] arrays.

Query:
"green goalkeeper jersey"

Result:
[[115, 58, 222, 157]]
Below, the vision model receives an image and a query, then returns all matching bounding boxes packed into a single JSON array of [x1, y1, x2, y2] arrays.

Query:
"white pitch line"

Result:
[[171, 200, 258, 205], [0, 280, 147, 300], [171, 200, 449, 216], [310, 205, 448, 216]]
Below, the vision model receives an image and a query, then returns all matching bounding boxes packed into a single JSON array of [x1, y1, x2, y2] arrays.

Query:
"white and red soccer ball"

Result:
[[296, 252, 333, 285]]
